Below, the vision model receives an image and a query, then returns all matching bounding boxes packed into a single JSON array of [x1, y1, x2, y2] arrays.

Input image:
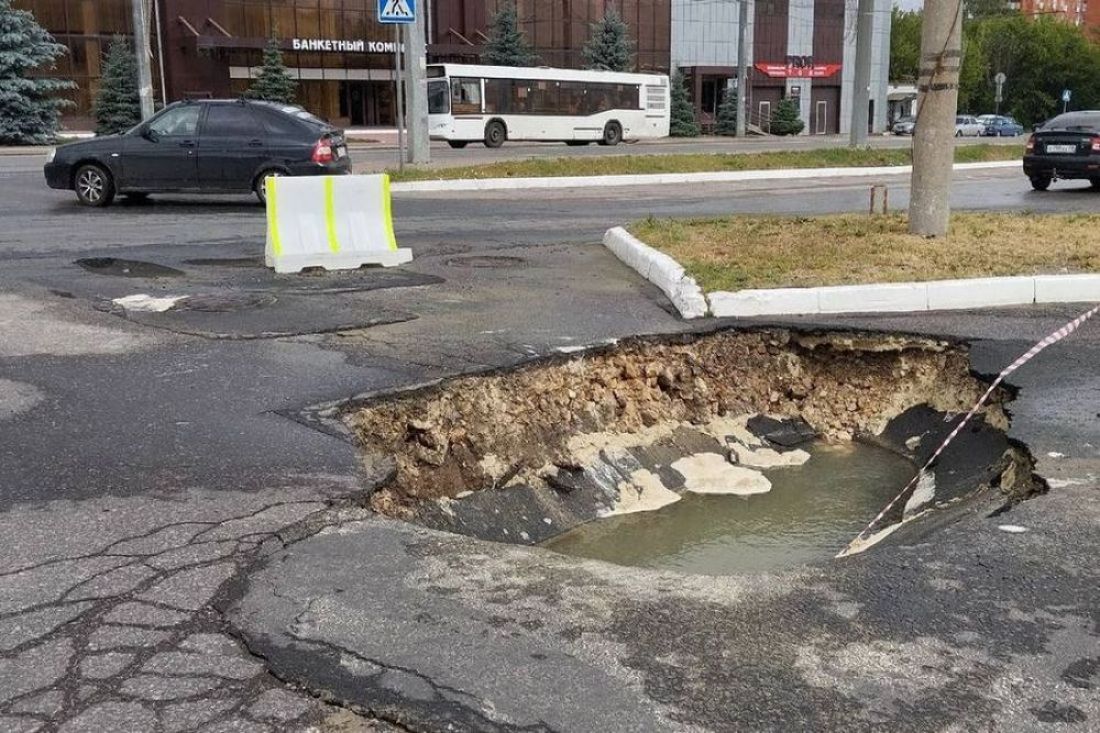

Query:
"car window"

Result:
[[203, 105, 260, 137], [258, 102, 329, 129], [148, 106, 202, 137], [255, 108, 307, 137], [1043, 112, 1100, 131]]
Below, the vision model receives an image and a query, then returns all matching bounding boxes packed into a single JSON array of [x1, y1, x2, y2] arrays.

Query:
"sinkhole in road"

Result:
[[342, 328, 1040, 574]]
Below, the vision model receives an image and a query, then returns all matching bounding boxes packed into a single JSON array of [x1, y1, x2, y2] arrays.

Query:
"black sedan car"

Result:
[[45, 99, 351, 207], [1023, 111, 1100, 191]]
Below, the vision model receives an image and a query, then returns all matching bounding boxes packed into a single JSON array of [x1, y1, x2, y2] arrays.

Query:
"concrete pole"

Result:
[[735, 0, 750, 137], [403, 11, 431, 164], [848, 0, 874, 146], [131, 0, 155, 119], [394, 26, 406, 173], [908, 0, 963, 237]]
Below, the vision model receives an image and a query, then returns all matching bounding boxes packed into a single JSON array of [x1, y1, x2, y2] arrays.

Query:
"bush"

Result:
[[771, 98, 805, 136], [670, 70, 699, 137], [94, 38, 140, 135]]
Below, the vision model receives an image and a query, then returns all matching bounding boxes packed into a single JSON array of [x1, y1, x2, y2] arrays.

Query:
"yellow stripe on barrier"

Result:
[[266, 176, 283, 257], [324, 177, 340, 254], [382, 175, 398, 252]]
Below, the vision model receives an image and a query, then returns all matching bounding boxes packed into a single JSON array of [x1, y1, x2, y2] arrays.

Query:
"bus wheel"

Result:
[[448, 141, 468, 149], [484, 121, 506, 148], [599, 122, 623, 146]]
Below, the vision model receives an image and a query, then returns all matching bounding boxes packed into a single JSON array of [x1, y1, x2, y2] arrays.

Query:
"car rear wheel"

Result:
[[254, 169, 285, 205], [955, 130, 962, 137], [74, 164, 115, 208], [1030, 175, 1052, 191], [599, 122, 623, 146], [484, 121, 506, 148], [447, 141, 468, 149]]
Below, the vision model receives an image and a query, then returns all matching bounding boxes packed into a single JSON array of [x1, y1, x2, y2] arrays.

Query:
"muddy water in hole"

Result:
[[543, 442, 915, 575]]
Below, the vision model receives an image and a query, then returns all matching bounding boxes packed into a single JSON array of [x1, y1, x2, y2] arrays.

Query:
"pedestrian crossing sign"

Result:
[[378, 0, 416, 23]]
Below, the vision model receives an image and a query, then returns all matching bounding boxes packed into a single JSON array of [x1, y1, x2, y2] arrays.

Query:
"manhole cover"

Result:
[[183, 257, 264, 268], [76, 258, 185, 278], [445, 255, 527, 269], [173, 293, 276, 312]]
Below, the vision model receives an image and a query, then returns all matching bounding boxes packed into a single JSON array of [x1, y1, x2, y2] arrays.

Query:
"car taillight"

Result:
[[1025, 134, 1035, 152], [311, 139, 334, 164], [1091, 136, 1100, 153]]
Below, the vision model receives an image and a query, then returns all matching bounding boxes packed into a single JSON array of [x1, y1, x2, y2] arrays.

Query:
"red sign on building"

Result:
[[754, 63, 842, 79]]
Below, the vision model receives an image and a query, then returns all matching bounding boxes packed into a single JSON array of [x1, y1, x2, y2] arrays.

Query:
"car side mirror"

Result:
[[141, 126, 159, 142]]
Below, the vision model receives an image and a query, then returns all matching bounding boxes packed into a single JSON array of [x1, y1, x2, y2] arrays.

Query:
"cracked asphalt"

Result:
[[1, 156, 1098, 732]]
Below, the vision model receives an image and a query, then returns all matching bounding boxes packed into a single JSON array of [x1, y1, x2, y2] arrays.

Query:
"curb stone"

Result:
[[605, 227, 1100, 318], [390, 160, 1019, 193], [602, 227, 708, 319]]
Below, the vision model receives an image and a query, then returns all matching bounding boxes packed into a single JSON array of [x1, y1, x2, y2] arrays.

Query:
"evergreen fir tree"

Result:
[[582, 5, 634, 72], [244, 37, 296, 104], [0, 0, 74, 145], [483, 3, 538, 67], [771, 97, 805, 136], [669, 70, 699, 137], [715, 87, 738, 135], [93, 38, 140, 136]]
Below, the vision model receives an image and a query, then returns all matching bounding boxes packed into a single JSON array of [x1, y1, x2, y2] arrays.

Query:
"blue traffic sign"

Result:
[[379, 0, 416, 24]]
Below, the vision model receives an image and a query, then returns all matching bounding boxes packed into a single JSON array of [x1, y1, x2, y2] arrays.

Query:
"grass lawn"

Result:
[[388, 144, 1023, 182], [630, 212, 1100, 292]]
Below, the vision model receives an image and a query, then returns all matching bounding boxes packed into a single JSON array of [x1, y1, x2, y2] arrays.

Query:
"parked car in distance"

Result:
[[44, 99, 351, 207], [892, 116, 916, 135], [1023, 110, 1100, 191], [981, 115, 1024, 137], [955, 115, 985, 137]]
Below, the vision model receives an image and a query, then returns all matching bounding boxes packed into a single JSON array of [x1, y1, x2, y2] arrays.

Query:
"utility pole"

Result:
[[130, 0, 155, 119], [735, 0, 750, 137], [403, 8, 430, 164], [848, 0, 874, 146], [908, 0, 963, 237], [394, 26, 405, 172]]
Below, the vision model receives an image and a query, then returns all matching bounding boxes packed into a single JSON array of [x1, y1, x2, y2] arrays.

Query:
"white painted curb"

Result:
[[606, 228, 1099, 319], [709, 274, 1100, 317], [603, 227, 709, 319], [391, 160, 1019, 194]]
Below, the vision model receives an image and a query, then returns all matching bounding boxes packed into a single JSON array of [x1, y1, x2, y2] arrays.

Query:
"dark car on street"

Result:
[[44, 99, 351, 207], [980, 115, 1024, 137], [1023, 111, 1100, 191]]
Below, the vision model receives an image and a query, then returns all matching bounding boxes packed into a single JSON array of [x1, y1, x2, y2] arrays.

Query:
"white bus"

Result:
[[426, 63, 670, 148]]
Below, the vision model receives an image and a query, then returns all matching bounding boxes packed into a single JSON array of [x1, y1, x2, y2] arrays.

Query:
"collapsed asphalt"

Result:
[[0, 157, 1098, 731]]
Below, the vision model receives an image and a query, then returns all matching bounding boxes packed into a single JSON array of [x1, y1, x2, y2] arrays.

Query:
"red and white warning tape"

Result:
[[841, 303, 1100, 555]]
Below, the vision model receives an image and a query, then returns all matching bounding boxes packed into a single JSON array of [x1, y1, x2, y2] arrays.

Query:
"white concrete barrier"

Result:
[[1034, 274, 1100, 303], [264, 174, 412, 274], [926, 276, 1035, 310]]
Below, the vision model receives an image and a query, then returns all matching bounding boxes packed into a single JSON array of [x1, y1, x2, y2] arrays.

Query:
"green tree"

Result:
[[93, 37, 140, 135], [483, 3, 538, 67], [0, 0, 74, 144], [771, 98, 804, 136], [669, 70, 699, 137], [244, 37, 296, 104], [715, 87, 738, 135], [582, 5, 634, 72], [889, 8, 922, 83], [958, 14, 1100, 126]]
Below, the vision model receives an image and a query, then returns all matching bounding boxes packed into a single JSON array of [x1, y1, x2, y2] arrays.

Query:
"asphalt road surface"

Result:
[[1, 148, 1099, 732], [0, 159, 1093, 259]]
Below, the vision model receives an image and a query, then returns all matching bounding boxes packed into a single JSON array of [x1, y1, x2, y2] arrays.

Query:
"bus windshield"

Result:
[[428, 80, 449, 115]]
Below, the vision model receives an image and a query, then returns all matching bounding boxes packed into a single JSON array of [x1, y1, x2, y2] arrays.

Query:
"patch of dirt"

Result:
[[344, 329, 1007, 517]]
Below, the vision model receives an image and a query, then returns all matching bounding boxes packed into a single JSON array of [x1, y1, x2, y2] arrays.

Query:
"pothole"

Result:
[[340, 328, 1038, 574], [171, 293, 276, 312], [444, 255, 527, 269], [76, 257, 185, 278]]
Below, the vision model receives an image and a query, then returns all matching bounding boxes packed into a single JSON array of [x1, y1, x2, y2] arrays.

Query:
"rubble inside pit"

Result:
[[342, 328, 1031, 546]]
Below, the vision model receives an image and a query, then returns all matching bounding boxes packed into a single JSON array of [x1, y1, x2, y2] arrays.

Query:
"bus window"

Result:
[[428, 80, 449, 114], [451, 78, 482, 114], [484, 78, 513, 114]]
